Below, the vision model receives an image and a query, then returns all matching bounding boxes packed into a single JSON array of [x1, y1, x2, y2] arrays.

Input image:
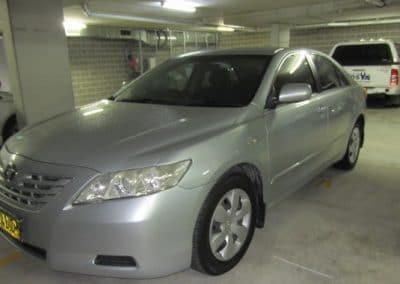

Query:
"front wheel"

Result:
[[191, 175, 256, 275], [335, 123, 362, 170]]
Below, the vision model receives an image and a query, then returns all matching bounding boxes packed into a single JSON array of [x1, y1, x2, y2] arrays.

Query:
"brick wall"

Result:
[[290, 23, 400, 54], [67, 35, 215, 106], [219, 32, 270, 48], [67, 37, 133, 106]]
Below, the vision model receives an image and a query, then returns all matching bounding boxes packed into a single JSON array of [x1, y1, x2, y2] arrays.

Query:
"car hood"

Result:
[[6, 100, 242, 172]]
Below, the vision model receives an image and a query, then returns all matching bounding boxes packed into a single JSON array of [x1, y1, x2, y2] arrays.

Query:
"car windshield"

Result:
[[332, 44, 393, 66], [114, 55, 272, 107]]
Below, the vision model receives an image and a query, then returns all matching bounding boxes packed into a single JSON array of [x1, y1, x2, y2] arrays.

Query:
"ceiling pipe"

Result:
[[81, 2, 258, 33], [365, 0, 386, 8], [295, 17, 400, 29], [81, 2, 194, 26], [222, 0, 400, 29]]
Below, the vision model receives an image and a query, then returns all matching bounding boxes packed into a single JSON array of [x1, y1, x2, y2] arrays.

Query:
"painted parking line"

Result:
[[0, 252, 21, 267], [320, 179, 332, 189], [273, 255, 334, 280]]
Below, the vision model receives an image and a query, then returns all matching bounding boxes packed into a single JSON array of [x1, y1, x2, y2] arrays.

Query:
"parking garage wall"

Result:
[[67, 32, 217, 106], [290, 23, 400, 54], [67, 37, 131, 106], [218, 32, 270, 48]]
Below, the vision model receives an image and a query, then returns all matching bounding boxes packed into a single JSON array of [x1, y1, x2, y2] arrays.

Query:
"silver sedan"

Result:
[[0, 48, 365, 278]]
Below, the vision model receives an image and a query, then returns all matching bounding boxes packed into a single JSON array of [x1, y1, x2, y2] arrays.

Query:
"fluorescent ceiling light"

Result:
[[217, 26, 235, 32], [63, 19, 87, 36], [162, 0, 196, 13], [327, 22, 350, 27]]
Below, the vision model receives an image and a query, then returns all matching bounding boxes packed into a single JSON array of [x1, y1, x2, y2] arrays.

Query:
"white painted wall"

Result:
[[4, 0, 75, 126], [0, 38, 10, 92]]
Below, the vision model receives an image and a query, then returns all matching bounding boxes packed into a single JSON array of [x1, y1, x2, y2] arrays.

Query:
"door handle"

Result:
[[317, 105, 327, 113]]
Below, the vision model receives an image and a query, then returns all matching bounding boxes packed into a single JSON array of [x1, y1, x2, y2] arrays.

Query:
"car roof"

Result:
[[332, 40, 396, 46], [177, 47, 285, 58]]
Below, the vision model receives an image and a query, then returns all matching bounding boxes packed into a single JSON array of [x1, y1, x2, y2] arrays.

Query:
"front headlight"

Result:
[[73, 160, 191, 204]]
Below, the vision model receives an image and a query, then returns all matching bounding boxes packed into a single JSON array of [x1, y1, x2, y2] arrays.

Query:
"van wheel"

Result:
[[191, 175, 256, 275], [3, 116, 19, 142], [335, 123, 361, 170]]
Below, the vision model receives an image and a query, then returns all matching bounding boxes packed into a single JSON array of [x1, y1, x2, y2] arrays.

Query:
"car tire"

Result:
[[191, 174, 256, 275], [335, 123, 362, 170], [2, 115, 19, 143]]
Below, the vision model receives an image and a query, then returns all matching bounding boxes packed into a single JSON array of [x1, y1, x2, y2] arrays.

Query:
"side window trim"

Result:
[[306, 52, 322, 93]]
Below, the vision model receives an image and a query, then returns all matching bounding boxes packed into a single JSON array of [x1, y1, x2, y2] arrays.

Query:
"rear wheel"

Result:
[[191, 175, 256, 275], [335, 123, 361, 170]]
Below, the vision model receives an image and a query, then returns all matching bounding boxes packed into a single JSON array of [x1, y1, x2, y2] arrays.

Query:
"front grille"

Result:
[[0, 165, 72, 210]]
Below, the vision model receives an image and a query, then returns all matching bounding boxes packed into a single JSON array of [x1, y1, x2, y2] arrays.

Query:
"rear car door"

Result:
[[311, 54, 353, 161], [264, 52, 328, 197]]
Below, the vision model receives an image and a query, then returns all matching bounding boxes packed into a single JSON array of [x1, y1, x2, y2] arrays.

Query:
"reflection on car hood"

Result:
[[6, 100, 242, 172]]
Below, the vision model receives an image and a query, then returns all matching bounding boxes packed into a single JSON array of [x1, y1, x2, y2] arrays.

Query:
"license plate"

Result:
[[0, 210, 20, 240], [351, 72, 371, 81]]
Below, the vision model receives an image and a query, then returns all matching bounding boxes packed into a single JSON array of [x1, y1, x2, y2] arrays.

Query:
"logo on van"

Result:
[[352, 72, 370, 81]]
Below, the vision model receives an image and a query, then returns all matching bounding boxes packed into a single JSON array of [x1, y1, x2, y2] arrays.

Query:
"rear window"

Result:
[[332, 44, 393, 66]]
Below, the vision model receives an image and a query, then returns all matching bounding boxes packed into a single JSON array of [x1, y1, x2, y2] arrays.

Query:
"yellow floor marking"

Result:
[[321, 180, 332, 189], [0, 252, 21, 267]]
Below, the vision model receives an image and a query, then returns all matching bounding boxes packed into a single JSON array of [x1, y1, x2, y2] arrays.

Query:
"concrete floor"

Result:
[[1, 98, 399, 283]]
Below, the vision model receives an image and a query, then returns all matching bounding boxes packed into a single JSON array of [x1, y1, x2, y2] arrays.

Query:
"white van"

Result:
[[330, 40, 400, 106]]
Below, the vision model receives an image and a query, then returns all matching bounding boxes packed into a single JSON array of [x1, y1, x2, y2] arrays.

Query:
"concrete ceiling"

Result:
[[63, 0, 400, 30]]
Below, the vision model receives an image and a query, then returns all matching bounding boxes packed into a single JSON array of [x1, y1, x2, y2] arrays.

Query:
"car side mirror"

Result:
[[279, 83, 312, 104]]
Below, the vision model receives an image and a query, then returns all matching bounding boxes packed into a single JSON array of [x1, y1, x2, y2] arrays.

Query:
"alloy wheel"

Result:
[[209, 188, 252, 261], [348, 127, 361, 164]]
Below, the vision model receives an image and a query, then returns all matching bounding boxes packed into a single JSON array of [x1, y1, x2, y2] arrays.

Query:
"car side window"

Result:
[[270, 53, 316, 102], [312, 54, 343, 91]]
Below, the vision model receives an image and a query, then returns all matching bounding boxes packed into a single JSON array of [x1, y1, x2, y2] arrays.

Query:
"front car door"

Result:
[[264, 52, 328, 201]]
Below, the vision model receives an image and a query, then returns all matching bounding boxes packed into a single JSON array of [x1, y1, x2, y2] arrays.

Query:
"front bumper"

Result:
[[0, 150, 209, 278]]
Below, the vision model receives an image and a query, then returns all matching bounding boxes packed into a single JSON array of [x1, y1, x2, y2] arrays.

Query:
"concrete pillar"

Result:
[[270, 24, 291, 48], [0, 0, 74, 126]]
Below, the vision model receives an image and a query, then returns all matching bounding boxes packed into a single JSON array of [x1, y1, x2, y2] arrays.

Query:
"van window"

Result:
[[332, 44, 393, 66]]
